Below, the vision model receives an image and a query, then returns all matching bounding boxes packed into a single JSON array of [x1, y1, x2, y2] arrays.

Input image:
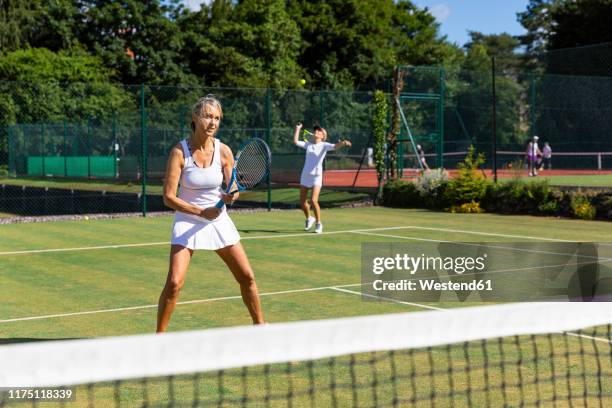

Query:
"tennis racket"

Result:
[[215, 138, 272, 208], [302, 128, 313, 142]]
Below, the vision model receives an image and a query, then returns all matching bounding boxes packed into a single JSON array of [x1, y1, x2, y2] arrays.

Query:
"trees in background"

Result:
[[0, 0, 455, 89]]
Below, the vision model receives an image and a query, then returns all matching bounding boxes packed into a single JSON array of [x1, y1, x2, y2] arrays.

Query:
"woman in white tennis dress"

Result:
[[157, 95, 265, 332], [293, 122, 351, 234]]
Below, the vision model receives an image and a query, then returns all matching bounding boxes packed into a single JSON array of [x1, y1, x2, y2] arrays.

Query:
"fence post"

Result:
[[41, 123, 46, 176], [438, 67, 445, 168], [319, 90, 325, 128], [63, 120, 68, 177], [7, 126, 13, 176], [530, 74, 536, 138], [265, 88, 272, 211], [140, 84, 147, 217], [179, 105, 186, 139], [491, 57, 498, 183], [112, 112, 118, 179], [87, 117, 92, 179]]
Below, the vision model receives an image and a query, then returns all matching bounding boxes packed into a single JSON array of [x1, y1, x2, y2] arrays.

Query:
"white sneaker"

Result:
[[304, 216, 315, 231], [315, 223, 323, 234]]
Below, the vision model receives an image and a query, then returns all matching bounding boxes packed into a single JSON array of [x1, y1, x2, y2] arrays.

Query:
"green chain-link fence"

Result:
[[2, 58, 611, 217], [397, 65, 612, 173], [1, 83, 379, 217]]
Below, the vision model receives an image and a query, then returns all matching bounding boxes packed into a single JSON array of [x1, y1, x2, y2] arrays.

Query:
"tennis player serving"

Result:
[[157, 95, 265, 332], [293, 122, 351, 233]]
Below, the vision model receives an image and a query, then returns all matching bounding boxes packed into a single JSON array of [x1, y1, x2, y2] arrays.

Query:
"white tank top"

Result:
[[177, 138, 224, 209]]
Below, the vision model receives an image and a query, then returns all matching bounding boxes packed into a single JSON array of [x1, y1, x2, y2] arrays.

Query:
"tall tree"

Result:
[[287, 0, 454, 89], [179, 0, 302, 88], [549, 0, 612, 49], [518, 0, 612, 73], [74, 0, 194, 85], [465, 32, 521, 74], [517, 0, 559, 69], [0, 0, 43, 52]]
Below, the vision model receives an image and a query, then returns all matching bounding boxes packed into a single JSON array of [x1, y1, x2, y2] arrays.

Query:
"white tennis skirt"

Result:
[[300, 172, 323, 188], [171, 210, 240, 250]]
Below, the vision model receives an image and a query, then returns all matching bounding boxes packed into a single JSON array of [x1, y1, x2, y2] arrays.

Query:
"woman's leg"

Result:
[[311, 185, 322, 223], [216, 243, 265, 324], [157, 245, 193, 333], [300, 186, 311, 219]]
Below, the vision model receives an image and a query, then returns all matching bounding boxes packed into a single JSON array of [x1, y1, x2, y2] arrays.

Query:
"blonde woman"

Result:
[[157, 95, 265, 332], [293, 122, 351, 234]]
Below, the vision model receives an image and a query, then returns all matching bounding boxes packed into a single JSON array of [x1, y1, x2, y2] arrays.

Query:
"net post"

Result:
[[140, 84, 147, 217], [597, 153, 602, 170]]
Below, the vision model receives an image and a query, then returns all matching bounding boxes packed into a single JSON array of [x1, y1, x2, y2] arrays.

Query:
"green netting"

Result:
[[4, 84, 377, 191], [398, 65, 612, 170], [540, 42, 612, 77]]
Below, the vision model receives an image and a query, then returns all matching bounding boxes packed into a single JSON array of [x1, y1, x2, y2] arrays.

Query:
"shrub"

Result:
[[571, 194, 596, 220], [592, 192, 612, 220], [382, 180, 421, 208], [381, 166, 609, 222], [482, 179, 556, 215], [444, 146, 487, 205], [415, 168, 449, 208], [450, 200, 483, 214]]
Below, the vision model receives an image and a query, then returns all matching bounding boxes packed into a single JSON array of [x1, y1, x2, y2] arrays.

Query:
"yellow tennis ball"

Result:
[[300, 79, 306, 86], [84, 216, 89, 220]]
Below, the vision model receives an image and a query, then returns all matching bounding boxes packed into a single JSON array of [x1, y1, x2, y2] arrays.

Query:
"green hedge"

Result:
[[383, 179, 611, 221]]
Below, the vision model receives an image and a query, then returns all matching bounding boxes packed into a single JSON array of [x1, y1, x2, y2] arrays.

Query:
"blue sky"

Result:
[[414, 0, 529, 46], [181, 1, 529, 47]]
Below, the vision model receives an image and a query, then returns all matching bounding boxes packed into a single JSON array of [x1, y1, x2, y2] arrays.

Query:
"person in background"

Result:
[[416, 144, 430, 170], [293, 122, 352, 234], [541, 142, 552, 170], [527, 136, 542, 176]]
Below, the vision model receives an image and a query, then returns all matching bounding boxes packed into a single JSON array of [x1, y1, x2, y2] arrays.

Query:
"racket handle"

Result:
[[214, 199, 225, 209]]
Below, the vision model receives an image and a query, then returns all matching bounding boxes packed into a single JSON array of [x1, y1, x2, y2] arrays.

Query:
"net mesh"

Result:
[[0, 303, 610, 407]]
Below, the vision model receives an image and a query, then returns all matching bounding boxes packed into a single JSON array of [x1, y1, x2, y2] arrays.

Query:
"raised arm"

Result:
[[334, 140, 352, 150], [293, 122, 303, 145]]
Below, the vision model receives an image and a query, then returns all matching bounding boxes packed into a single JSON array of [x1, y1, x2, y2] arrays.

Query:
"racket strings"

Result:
[[234, 140, 271, 190]]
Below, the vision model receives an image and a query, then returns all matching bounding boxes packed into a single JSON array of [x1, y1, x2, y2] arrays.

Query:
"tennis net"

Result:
[[0, 302, 610, 407]]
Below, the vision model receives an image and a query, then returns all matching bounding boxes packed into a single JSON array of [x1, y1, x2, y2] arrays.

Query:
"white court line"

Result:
[[0, 226, 413, 256], [0, 283, 362, 324], [330, 287, 444, 311], [566, 331, 612, 345], [351, 231, 612, 262], [0, 224, 588, 256]]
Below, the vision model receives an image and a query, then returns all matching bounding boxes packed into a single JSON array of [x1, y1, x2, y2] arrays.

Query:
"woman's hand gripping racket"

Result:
[[215, 138, 271, 208]]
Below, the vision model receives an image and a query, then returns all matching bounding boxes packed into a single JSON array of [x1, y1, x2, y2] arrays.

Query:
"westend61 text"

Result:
[[373, 279, 493, 292]]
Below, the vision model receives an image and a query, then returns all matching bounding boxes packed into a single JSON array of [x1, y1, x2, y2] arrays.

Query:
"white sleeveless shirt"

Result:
[[171, 138, 241, 249], [177, 138, 224, 209]]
